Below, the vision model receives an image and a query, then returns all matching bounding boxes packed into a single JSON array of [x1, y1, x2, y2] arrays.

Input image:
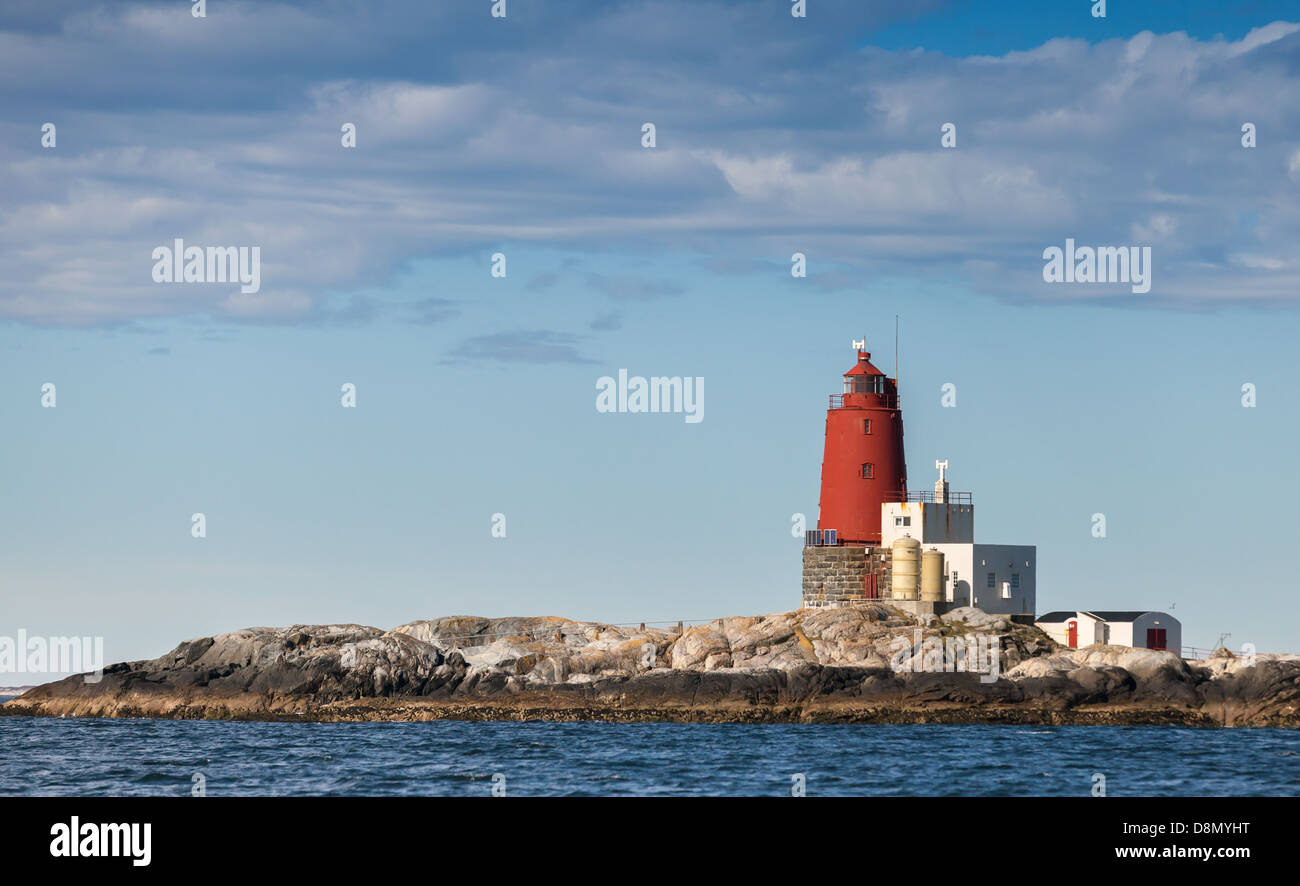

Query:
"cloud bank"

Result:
[[2, 1, 1298, 326]]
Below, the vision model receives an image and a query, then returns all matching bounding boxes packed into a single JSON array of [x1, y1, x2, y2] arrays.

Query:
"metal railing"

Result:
[[828, 394, 901, 410], [883, 490, 973, 505], [1180, 646, 1264, 661]]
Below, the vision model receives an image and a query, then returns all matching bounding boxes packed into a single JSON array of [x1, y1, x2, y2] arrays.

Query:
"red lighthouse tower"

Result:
[[817, 346, 907, 545]]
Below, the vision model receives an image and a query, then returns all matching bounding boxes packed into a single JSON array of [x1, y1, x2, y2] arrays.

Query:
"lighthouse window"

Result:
[[863, 419, 872, 434], [986, 572, 996, 589], [860, 463, 874, 479]]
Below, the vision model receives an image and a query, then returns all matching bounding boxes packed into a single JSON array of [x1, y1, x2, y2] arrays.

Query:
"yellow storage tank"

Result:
[[921, 548, 946, 602], [891, 536, 921, 601]]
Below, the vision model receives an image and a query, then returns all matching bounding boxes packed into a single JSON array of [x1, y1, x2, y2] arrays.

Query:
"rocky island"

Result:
[[4, 605, 1298, 726]]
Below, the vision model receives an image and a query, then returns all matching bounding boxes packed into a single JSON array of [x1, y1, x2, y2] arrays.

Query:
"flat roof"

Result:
[[1083, 610, 1163, 623], [1036, 610, 1172, 624]]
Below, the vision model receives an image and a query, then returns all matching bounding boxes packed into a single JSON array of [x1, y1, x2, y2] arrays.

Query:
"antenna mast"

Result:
[[894, 314, 899, 382]]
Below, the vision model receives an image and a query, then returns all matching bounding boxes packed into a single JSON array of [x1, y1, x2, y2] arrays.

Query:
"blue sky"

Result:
[[3, 1, 1299, 679], [868, 0, 1300, 53]]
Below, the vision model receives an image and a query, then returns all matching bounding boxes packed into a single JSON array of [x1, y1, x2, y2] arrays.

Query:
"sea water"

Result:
[[0, 718, 1296, 796]]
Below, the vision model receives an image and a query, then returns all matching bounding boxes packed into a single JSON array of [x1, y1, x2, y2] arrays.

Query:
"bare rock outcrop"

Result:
[[5, 606, 1298, 726]]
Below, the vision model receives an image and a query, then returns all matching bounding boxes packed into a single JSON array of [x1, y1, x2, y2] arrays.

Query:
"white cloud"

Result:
[[3, 5, 1299, 323]]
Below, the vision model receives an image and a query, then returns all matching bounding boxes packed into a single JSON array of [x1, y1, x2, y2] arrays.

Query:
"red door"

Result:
[[1067, 621, 1078, 648], [1146, 628, 1167, 650]]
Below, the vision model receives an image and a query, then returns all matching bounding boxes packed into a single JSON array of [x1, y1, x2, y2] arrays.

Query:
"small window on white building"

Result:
[[894, 516, 910, 527]]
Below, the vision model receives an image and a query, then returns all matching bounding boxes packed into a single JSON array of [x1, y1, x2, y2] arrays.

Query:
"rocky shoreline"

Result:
[[4, 605, 1298, 727]]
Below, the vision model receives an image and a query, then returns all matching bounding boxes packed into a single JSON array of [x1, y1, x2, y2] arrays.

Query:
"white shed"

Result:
[[1035, 610, 1180, 653]]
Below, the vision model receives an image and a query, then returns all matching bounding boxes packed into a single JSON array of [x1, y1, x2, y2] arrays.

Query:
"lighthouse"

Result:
[[800, 339, 1038, 622], [816, 345, 907, 545]]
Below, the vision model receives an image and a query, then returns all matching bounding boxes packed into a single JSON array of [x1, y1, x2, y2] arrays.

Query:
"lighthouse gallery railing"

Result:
[[828, 394, 900, 409]]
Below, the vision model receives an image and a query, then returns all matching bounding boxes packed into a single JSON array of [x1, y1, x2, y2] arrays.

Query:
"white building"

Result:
[[931, 544, 1037, 617], [880, 461, 1036, 618], [1035, 610, 1181, 652]]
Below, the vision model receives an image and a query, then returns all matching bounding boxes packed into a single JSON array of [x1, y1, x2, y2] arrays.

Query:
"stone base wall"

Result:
[[801, 545, 872, 609], [803, 544, 939, 610]]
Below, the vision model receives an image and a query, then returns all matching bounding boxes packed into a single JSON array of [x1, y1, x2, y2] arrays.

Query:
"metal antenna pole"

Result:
[[894, 314, 899, 382]]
